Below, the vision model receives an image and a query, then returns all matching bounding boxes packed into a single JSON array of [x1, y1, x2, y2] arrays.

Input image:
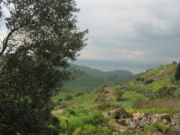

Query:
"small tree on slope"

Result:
[[175, 63, 180, 80]]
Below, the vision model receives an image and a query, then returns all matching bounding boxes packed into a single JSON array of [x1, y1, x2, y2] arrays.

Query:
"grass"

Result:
[[134, 98, 180, 110]]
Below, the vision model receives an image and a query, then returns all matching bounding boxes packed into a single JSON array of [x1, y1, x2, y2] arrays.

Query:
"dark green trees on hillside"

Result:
[[175, 63, 180, 80], [0, 0, 87, 134]]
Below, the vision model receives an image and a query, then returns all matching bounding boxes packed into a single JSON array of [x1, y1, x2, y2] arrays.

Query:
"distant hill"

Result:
[[60, 65, 134, 93]]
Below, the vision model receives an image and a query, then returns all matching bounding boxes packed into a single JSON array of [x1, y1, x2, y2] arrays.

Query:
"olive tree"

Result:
[[0, 0, 87, 134]]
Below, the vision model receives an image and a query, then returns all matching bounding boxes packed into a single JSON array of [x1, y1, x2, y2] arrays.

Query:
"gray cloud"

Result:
[[75, 0, 180, 72]]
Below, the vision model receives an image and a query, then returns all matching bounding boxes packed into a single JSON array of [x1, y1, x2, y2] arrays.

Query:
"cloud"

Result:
[[75, 0, 180, 71]]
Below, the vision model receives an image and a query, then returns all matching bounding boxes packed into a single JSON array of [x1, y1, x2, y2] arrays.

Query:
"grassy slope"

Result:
[[54, 64, 180, 135]]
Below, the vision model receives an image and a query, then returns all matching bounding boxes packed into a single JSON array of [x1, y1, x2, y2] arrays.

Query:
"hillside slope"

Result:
[[54, 63, 180, 135], [61, 65, 134, 93]]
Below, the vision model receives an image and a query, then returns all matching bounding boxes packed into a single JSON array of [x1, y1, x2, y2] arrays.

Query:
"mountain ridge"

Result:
[[60, 65, 134, 93]]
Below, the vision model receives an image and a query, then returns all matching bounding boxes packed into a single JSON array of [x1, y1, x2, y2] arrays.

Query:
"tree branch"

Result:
[[0, 26, 22, 56]]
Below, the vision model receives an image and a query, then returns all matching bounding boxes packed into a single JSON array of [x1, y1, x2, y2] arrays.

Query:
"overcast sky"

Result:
[[75, 0, 180, 73]]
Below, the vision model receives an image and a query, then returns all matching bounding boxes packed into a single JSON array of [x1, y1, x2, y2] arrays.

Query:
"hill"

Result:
[[53, 63, 180, 135], [60, 65, 134, 93]]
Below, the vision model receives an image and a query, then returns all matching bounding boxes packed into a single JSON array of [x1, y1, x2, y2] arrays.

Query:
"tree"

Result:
[[175, 63, 180, 80], [0, 0, 87, 134]]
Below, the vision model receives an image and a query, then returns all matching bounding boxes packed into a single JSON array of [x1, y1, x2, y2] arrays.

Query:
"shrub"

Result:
[[74, 92, 84, 97], [175, 63, 180, 80], [104, 90, 109, 94], [156, 86, 176, 98], [58, 98, 63, 102], [172, 61, 177, 65], [61, 110, 108, 134], [64, 95, 73, 101], [96, 103, 111, 110], [173, 88, 180, 98], [141, 121, 169, 135], [115, 130, 135, 135], [59, 102, 69, 108], [136, 76, 144, 81]]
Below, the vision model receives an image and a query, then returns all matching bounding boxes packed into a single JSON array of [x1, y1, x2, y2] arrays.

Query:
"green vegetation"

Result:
[[0, 0, 87, 134], [140, 121, 178, 135], [61, 65, 134, 93], [175, 63, 180, 80], [53, 64, 180, 135], [57, 109, 110, 135]]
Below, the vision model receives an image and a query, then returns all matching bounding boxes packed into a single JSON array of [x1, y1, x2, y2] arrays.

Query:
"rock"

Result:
[[143, 78, 154, 84], [158, 113, 171, 122], [128, 120, 137, 129], [108, 109, 180, 133], [173, 113, 180, 119], [102, 109, 120, 117], [174, 124, 180, 132], [108, 120, 127, 133], [139, 117, 151, 127], [115, 108, 133, 120], [151, 113, 171, 123], [117, 119, 128, 126], [171, 113, 180, 126]]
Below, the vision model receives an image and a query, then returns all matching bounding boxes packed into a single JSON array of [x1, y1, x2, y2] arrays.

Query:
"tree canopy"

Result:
[[175, 63, 180, 80], [0, 0, 87, 134]]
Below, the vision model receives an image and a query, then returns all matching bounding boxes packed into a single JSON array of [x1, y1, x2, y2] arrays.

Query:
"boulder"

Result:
[[115, 108, 133, 120], [143, 78, 154, 84]]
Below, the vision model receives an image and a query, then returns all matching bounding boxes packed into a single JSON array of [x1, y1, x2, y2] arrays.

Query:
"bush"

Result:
[[74, 92, 84, 97], [60, 110, 108, 134], [175, 63, 180, 80], [141, 122, 179, 135], [156, 86, 176, 98], [59, 102, 69, 108], [136, 76, 144, 81], [172, 61, 177, 65], [96, 103, 111, 110], [115, 130, 135, 135], [173, 88, 180, 98], [64, 95, 73, 101], [58, 98, 63, 102]]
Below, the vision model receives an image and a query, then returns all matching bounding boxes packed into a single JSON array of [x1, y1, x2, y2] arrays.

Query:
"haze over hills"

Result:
[[73, 59, 168, 74], [61, 65, 134, 93]]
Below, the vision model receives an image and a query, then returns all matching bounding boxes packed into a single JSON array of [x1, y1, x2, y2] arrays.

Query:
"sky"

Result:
[[75, 0, 180, 73]]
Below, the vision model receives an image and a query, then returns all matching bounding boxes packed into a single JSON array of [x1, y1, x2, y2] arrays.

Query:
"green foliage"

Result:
[[156, 86, 177, 97], [55, 64, 180, 135], [64, 95, 73, 101], [96, 102, 112, 110], [115, 130, 135, 135], [175, 63, 180, 80], [0, 0, 87, 134], [60, 110, 110, 135], [114, 89, 125, 101], [74, 92, 84, 97], [139, 121, 179, 135], [173, 87, 180, 98], [122, 91, 148, 102]]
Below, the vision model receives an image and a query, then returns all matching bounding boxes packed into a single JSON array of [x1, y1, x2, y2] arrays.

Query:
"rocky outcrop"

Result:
[[104, 108, 180, 134], [143, 78, 154, 84], [115, 111, 180, 133]]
